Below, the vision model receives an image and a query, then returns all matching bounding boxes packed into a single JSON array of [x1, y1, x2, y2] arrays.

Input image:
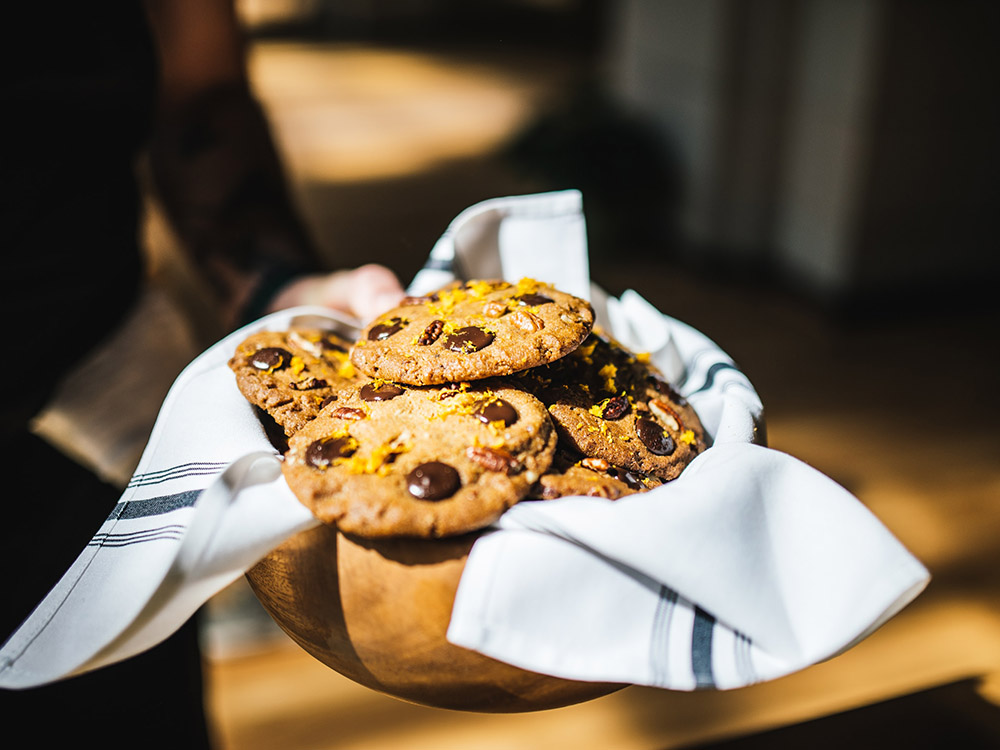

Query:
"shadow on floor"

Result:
[[682, 679, 1000, 749]]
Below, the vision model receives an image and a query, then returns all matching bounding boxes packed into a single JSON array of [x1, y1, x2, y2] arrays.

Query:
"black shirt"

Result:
[[3, 3, 156, 440]]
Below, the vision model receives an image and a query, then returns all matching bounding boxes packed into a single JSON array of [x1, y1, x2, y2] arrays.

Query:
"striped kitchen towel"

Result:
[[405, 189, 929, 690], [0, 190, 929, 692], [0, 307, 336, 689]]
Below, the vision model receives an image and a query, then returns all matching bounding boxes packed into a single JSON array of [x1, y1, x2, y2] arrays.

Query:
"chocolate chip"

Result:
[[305, 436, 356, 468], [473, 398, 519, 426], [601, 395, 630, 420], [368, 317, 406, 340], [406, 461, 460, 500], [444, 326, 494, 352], [319, 394, 339, 409], [251, 347, 292, 371], [608, 466, 644, 489], [516, 293, 554, 306], [417, 319, 444, 345], [635, 418, 676, 456], [360, 382, 404, 402]]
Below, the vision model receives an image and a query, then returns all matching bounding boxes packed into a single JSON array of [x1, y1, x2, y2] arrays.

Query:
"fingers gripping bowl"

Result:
[[231, 279, 708, 712]]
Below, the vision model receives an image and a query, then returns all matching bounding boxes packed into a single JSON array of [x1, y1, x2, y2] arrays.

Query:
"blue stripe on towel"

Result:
[[688, 361, 743, 396], [108, 490, 202, 522], [692, 606, 716, 689]]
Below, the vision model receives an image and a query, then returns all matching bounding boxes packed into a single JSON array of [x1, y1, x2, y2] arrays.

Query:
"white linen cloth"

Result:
[[0, 190, 928, 692]]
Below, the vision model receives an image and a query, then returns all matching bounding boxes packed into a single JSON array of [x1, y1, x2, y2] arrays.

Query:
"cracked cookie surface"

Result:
[[282, 379, 557, 538], [350, 278, 594, 385], [514, 332, 708, 481], [529, 448, 664, 500], [228, 328, 360, 436]]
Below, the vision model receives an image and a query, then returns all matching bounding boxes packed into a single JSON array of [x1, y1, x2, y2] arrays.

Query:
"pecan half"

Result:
[[510, 310, 544, 332], [649, 399, 681, 431], [417, 319, 444, 345], [329, 406, 367, 421], [466, 446, 517, 474], [482, 300, 507, 318], [581, 457, 610, 472]]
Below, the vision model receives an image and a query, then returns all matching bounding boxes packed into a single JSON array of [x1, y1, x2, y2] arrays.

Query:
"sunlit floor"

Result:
[[145, 35, 1000, 750]]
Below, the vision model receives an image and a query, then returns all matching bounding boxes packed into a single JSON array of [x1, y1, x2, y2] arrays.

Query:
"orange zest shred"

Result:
[[598, 363, 618, 392]]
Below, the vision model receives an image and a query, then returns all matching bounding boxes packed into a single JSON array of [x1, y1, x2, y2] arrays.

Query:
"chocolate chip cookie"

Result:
[[529, 448, 664, 501], [282, 379, 558, 538], [229, 328, 360, 436], [513, 331, 707, 481], [350, 278, 595, 385]]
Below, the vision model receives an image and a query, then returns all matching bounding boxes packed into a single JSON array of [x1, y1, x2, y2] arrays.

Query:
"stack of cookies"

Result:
[[228, 278, 706, 539]]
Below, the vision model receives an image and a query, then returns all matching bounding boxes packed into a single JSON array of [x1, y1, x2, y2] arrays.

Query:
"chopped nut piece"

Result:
[[466, 446, 517, 473], [417, 319, 444, 346], [581, 457, 610, 472], [329, 407, 367, 421], [649, 399, 681, 431], [287, 330, 323, 357], [482, 300, 507, 318], [400, 295, 432, 306], [510, 310, 545, 332], [289, 377, 328, 391]]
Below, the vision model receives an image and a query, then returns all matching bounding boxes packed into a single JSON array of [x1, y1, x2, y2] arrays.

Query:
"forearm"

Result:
[[147, 83, 320, 324], [144, 0, 319, 327]]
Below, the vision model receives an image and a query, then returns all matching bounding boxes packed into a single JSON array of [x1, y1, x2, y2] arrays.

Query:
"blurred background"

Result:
[[32, 1, 1000, 748]]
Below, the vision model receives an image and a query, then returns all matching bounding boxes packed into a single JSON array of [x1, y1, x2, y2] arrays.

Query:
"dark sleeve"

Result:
[[147, 80, 321, 327]]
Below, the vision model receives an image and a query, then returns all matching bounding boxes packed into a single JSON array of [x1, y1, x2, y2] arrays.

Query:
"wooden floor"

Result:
[[167, 36, 1000, 750]]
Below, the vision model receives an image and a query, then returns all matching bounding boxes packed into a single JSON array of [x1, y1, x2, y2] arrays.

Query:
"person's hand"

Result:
[[265, 263, 405, 322]]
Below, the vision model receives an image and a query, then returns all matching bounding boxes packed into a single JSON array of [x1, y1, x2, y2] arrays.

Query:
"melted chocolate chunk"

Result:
[[444, 326, 494, 352], [251, 347, 292, 371], [368, 317, 406, 341], [406, 461, 460, 500], [608, 466, 644, 490], [319, 394, 339, 409], [635, 418, 676, 456], [473, 398, 519, 426], [360, 382, 405, 402], [305, 436, 356, 468], [516, 293, 554, 306]]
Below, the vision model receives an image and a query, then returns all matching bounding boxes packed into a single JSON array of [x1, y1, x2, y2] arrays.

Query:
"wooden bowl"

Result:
[[245, 522, 626, 712]]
